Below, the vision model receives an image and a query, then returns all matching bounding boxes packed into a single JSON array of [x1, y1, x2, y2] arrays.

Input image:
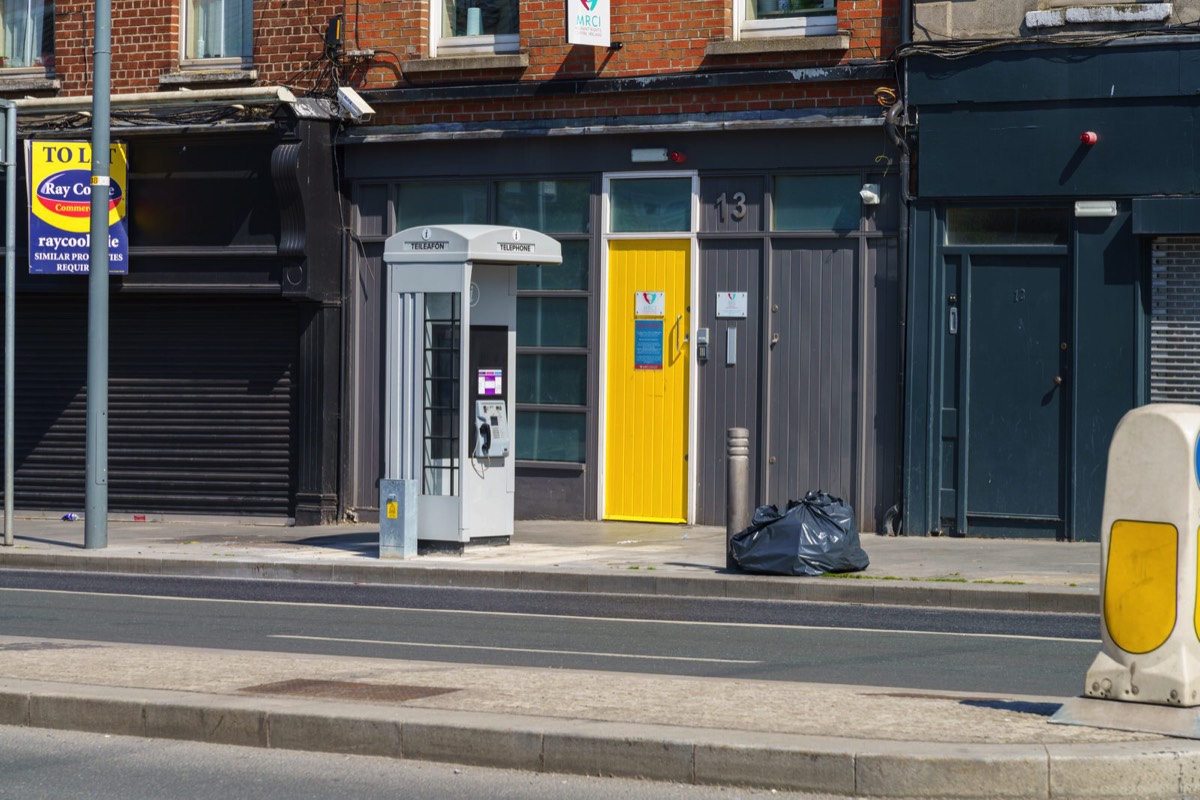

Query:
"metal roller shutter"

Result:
[[1151, 237, 1200, 403], [5, 295, 297, 517]]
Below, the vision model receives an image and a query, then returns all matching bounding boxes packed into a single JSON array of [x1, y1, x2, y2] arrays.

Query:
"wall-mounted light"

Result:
[[631, 148, 668, 163], [630, 148, 686, 164], [1080, 131, 1099, 145], [1075, 200, 1117, 218], [860, 183, 881, 205]]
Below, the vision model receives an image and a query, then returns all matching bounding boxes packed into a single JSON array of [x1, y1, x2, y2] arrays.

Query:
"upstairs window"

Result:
[[739, 0, 837, 38], [433, 0, 519, 56], [184, 0, 252, 62], [0, 0, 53, 70]]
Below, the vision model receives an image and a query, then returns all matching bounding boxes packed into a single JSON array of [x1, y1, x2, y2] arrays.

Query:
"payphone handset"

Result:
[[474, 400, 511, 459]]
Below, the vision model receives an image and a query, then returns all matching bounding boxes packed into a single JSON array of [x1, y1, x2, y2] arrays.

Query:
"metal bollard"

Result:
[[726, 427, 750, 570]]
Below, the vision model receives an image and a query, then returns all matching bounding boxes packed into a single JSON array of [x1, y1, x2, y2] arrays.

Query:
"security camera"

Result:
[[336, 86, 375, 121], [859, 183, 881, 205]]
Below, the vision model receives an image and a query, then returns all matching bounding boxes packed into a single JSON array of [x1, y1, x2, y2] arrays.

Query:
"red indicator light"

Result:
[[1080, 131, 1099, 145]]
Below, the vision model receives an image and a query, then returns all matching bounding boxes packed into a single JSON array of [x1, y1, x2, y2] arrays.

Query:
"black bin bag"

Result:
[[729, 491, 869, 576]]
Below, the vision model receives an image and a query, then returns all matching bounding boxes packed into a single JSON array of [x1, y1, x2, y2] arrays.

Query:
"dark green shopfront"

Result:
[[903, 38, 1200, 541]]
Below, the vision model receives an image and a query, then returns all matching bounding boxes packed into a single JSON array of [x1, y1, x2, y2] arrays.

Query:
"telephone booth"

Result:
[[379, 225, 561, 556]]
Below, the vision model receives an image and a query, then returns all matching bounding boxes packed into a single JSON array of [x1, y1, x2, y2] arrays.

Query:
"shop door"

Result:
[[604, 240, 690, 522], [963, 255, 1068, 537], [764, 242, 859, 506]]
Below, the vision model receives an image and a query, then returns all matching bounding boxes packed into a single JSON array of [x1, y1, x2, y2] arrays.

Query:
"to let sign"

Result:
[[26, 141, 129, 275]]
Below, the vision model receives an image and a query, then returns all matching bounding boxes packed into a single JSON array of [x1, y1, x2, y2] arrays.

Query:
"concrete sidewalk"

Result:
[[0, 515, 1100, 613], [1, 635, 1196, 799], [4, 515, 1195, 798]]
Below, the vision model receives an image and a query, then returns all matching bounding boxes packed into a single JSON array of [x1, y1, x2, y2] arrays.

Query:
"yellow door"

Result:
[[604, 239, 690, 523]]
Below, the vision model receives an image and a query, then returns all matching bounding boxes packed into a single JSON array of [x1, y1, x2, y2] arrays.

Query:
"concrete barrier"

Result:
[[1085, 403, 1200, 706]]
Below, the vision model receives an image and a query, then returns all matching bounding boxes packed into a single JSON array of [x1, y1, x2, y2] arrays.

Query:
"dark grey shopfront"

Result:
[[901, 39, 1200, 541], [344, 124, 904, 530], [0, 107, 341, 522], [905, 203, 1139, 541]]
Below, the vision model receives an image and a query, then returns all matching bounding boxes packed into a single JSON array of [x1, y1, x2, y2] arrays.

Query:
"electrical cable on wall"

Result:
[[896, 21, 1200, 61]]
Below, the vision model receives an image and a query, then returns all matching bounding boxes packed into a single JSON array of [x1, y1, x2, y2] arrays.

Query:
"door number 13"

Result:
[[716, 192, 748, 222]]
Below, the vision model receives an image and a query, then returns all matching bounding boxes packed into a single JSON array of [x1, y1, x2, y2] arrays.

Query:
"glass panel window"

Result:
[[497, 180, 590, 234], [184, 0, 252, 60], [396, 182, 487, 229], [517, 297, 588, 347], [517, 354, 586, 406], [519, 240, 588, 291], [773, 175, 861, 231], [741, 0, 836, 37], [435, 0, 519, 55], [0, 0, 53, 69], [515, 410, 586, 463], [513, 210, 590, 464], [945, 208, 1070, 246], [610, 178, 692, 233], [443, 0, 518, 36]]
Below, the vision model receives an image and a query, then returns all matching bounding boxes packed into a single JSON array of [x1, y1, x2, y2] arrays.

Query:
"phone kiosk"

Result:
[[379, 225, 561, 557]]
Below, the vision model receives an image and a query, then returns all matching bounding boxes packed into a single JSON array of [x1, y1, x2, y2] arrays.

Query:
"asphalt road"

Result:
[[0, 569, 1100, 695]]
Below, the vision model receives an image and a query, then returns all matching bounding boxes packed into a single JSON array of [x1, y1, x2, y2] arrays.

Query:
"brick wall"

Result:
[[351, 0, 898, 125], [38, 0, 897, 122], [48, 0, 341, 96], [350, 0, 898, 83]]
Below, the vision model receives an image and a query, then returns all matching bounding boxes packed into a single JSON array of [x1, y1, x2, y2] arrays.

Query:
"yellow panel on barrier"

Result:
[[1105, 520, 1178, 655]]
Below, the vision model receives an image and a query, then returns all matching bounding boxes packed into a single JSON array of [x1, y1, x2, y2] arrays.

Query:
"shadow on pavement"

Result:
[[961, 699, 1064, 717], [13, 534, 82, 549], [284, 532, 378, 554]]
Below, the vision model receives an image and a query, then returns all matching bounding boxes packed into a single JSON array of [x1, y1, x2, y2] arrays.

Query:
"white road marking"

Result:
[[269, 634, 763, 663]]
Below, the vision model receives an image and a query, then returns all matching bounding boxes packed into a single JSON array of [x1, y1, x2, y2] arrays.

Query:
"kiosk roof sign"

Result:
[[386, 225, 562, 266]]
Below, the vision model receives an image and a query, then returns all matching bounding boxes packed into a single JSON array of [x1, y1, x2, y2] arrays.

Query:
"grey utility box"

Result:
[[379, 225, 561, 555]]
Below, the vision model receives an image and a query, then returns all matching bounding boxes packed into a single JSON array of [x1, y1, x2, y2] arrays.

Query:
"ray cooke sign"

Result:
[[567, 0, 610, 48], [26, 141, 129, 275]]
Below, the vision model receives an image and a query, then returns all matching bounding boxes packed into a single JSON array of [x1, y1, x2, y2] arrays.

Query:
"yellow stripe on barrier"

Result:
[[1105, 520, 1178, 655]]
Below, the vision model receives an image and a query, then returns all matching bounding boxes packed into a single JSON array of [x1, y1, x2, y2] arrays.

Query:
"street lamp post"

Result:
[[2, 100, 14, 548], [84, 0, 112, 549]]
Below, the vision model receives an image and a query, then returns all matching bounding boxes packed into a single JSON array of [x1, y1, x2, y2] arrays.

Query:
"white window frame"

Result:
[[180, 0, 253, 66], [429, 0, 519, 58], [0, 0, 52, 71], [734, 0, 837, 39]]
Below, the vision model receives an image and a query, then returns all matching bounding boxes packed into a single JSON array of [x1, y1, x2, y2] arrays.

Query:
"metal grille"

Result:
[[2, 295, 297, 517], [423, 293, 460, 497], [1151, 237, 1200, 402]]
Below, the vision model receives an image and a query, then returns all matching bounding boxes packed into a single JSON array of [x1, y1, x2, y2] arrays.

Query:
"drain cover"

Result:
[[240, 679, 458, 703]]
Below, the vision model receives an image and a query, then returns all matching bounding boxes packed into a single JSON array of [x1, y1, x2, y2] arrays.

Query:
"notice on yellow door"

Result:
[[634, 320, 663, 369]]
